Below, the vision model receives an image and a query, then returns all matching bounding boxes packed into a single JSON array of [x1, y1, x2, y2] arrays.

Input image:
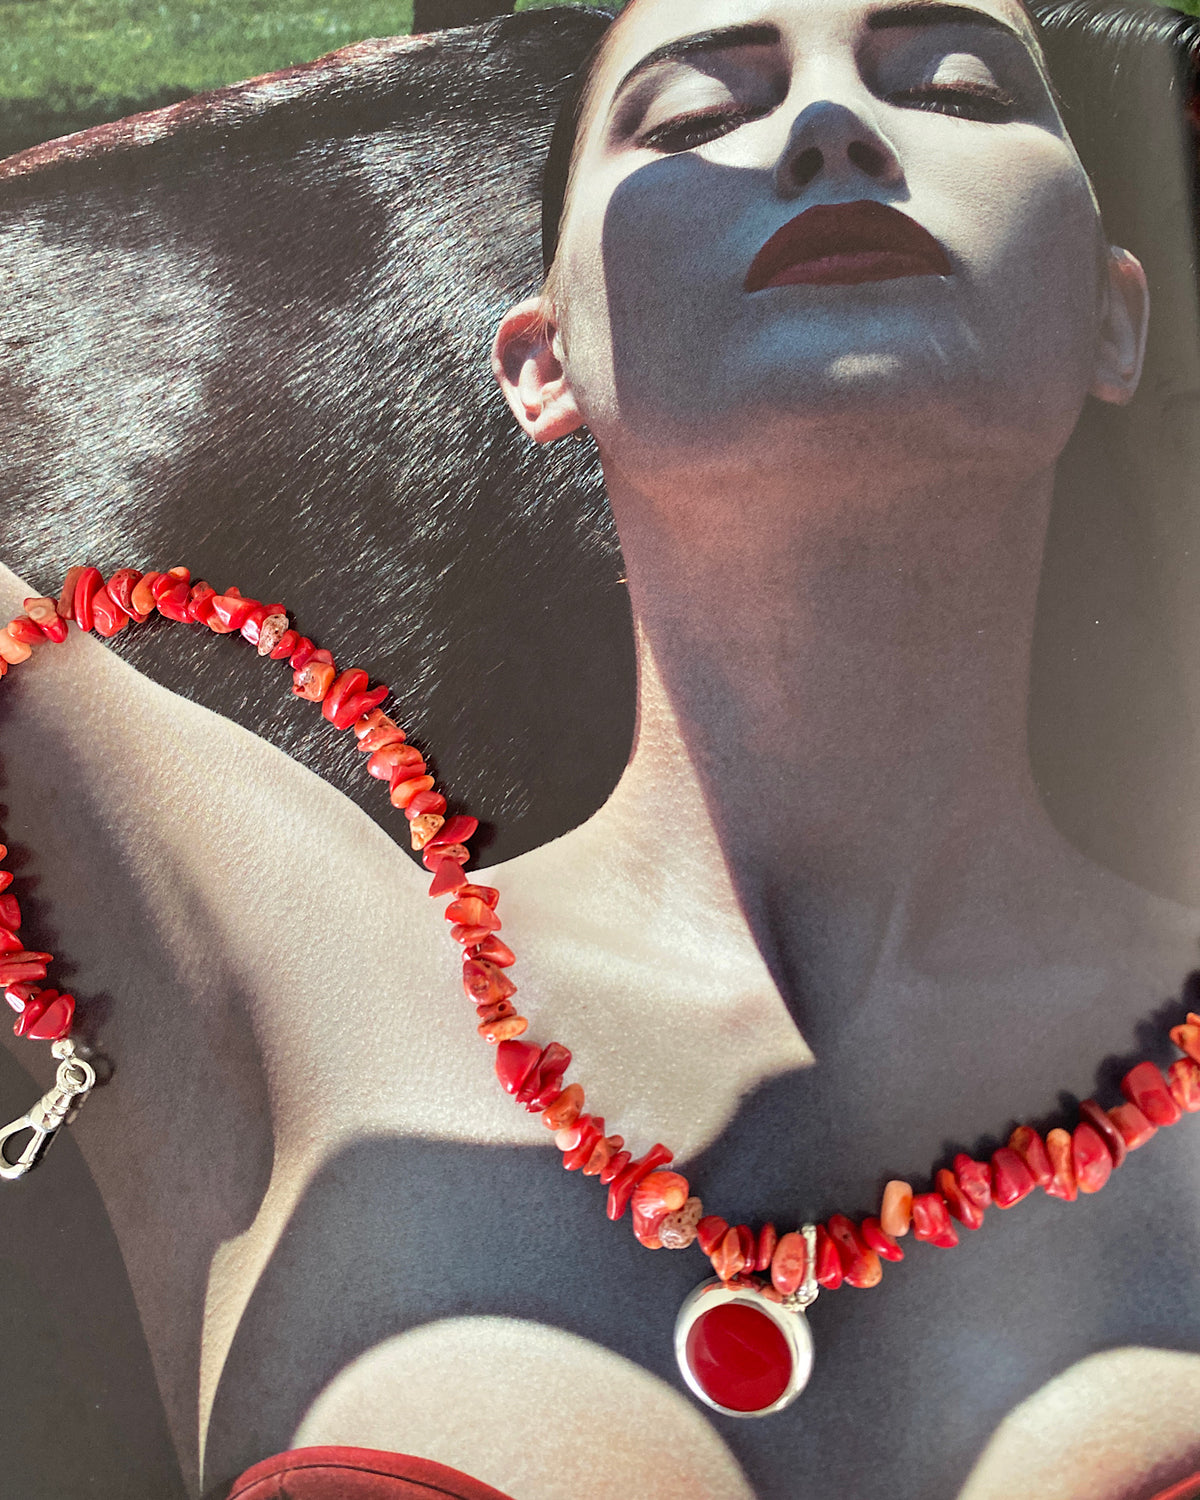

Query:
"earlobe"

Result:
[[1090, 246, 1149, 407], [491, 297, 586, 443]]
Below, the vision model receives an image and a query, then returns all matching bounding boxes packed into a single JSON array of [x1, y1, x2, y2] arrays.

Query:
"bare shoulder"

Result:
[[960, 1347, 1200, 1500]]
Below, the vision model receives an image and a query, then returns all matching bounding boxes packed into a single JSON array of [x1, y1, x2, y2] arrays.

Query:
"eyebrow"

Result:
[[610, 4, 1027, 106], [865, 1, 1026, 43], [611, 23, 781, 106]]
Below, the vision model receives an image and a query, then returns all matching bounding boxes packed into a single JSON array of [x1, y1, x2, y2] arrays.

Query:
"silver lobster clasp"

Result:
[[0, 1043, 96, 1182]]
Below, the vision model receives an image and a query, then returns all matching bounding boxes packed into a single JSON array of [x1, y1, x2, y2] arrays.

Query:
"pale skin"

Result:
[[3, 0, 1200, 1494]]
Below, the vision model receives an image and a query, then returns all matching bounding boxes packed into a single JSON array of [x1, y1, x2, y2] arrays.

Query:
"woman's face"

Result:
[[550, 0, 1130, 485]]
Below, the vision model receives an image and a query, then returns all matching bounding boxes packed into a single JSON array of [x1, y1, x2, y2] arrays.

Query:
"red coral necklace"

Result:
[[3, 562, 1200, 1418]]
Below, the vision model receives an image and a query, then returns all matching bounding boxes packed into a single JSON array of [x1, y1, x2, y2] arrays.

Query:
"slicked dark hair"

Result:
[[0, 2, 1196, 889]]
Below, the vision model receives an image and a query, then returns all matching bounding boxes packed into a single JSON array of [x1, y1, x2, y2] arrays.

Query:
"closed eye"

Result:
[[638, 105, 764, 153], [888, 79, 1017, 121]]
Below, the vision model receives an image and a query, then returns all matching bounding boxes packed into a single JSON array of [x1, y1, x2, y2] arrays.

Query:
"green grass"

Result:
[[0, 0, 424, 159], [0, 0, 1190, 162]]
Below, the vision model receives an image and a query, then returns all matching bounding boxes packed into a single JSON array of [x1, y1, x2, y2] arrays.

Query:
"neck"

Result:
[[600, 452, 1064, 1040]]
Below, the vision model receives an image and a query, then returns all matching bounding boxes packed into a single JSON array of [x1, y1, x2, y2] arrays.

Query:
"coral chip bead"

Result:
[[814, 1226, 844, 1288], [935, 1167, 983, 1230], [0, 628, 32, 665], [0, 894, 20, 930], [321, 668, 368, 727], [0, 952, 52, 986], [462, 959, 516, 1007], [469, 935, 516, 968], [57, 566, 86, 619], [880, 1179, 913, 1237], [990, 1147, 1036, 1209], [23, 598, 68, 643], [129, 573, 161, 619], [102, 570, 142, 618], [697, 1216, 730, 1257], [599, 1149, 631, 1186], [478, 1014, 527, 1043], [827, 1214, 883, 1288], [631, 1199, 668, 1249], [391, 775, 436, 810], [711, 1227, 746, 1282], [423, 842, 469, 872], [632, 1171, 690, 1220], [456, 885, 499, 908], [541, 1083, 584, 1130], [1044, 1127, 1078, 1201], [337, 689, 389, 726], [1078, 1099, 1127, 1168], [409, 814, 445, 850], [1121, 1061, 1182, 1127], [1108, 1101, 1157, 1148], [495, 1038, 541, 1094], [429, 862, 469, 899], [208, 592, 255, 631], [89, 586, 128, 637], [1167, 1058, 1200, 1114], [367, 743, 425, 781], [860, 1216, 904, 1262], [406, 789, 448, 820], [73, 567, 103, 632], [952, 1154, 993, 1210], [155, 580, 192, 622], [25, 991, 75, 1041], [293, 660, 336, 701], [1071, 1121, 1113, 1194], [7, 618, 45, 647], [428, 815, 479, 849], [516, 1042, 570, 1105], [270, 629, 300, 661], [187, 583, 219, 626], [444, 897, 500, 932], [12, 991, 49, 1036], [1008, 1126, 1054, 1188], [583, 1137, 620, 1179], [607, 1144, 673, 1222], [755, 1222, 778, 1273], [910, 1193, 959, 1246], [1169, 1015, 1200, 1066], [475, 1000, 516, 1026], [770, 1231, 810, 1294]]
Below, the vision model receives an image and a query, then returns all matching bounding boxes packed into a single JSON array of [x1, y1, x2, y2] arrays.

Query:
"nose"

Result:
[[773, 98, 903, 197]]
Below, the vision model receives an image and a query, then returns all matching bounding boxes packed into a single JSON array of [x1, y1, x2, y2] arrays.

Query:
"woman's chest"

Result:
[[203, 1100, 1200, 1500]]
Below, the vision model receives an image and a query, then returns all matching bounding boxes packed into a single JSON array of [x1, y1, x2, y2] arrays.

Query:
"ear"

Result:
[[491, 297, 586, 443], [1090, 246, 1149, 407]]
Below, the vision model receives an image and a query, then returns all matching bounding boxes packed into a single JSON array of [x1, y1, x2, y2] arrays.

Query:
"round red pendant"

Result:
[[675, 1279, 815, 1417], [686, 1302, 792, 1411]]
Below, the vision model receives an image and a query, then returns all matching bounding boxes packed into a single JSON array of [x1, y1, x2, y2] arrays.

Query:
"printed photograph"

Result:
[[1, 1, 1200, 1496]]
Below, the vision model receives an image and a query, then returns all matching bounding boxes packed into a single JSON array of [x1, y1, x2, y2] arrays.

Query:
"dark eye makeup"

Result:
[[634, 73, 1018, 155], [638, 105, 770, 153]]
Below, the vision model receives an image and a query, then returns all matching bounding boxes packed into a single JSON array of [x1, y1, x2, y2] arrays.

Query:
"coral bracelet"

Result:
[[2, 562, 1200, 1418]]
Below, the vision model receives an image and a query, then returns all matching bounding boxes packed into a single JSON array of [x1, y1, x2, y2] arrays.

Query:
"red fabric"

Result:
[[226, 1446, 516, 1500], [1149, 1476, 1200, 1500], [227, 1447, 1200, 1499]]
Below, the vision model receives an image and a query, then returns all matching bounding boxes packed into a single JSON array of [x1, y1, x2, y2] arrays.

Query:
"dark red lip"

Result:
[[745, 200, 952, 292]]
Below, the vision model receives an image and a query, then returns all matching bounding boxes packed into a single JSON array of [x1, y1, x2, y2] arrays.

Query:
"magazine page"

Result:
[[1, 1, 1199, 1496]]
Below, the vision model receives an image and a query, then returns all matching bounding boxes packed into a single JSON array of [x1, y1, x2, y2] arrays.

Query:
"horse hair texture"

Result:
[[0, 2, 1196, 879]]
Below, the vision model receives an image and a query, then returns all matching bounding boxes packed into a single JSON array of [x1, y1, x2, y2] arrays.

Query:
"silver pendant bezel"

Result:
[[675, 1276, 816, 1418]]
